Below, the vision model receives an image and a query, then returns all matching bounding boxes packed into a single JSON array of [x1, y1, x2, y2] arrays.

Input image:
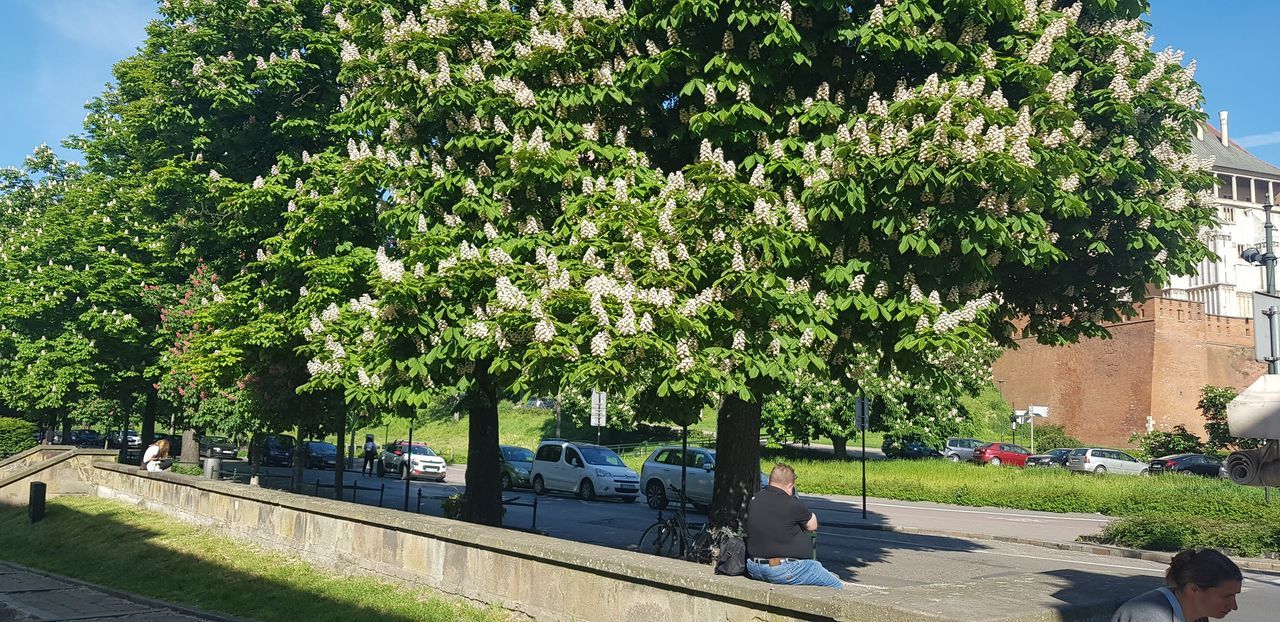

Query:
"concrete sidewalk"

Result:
[[0, 562, 240, 622]]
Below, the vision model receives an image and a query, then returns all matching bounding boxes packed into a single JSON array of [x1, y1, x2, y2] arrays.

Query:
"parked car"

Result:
[[640, 446, 769, 510], [972, 443, 1031, 467], [1026, 448, 1073, 468], [107, 430, 141, 449], [68, 429, 103, 447], [943, 437, 986, 462], [499, 444, 535, 490], [378, 441, 447, 481], [1148, 453, 1225, 478], [304, 441, 339, 470], [1065, 448, 1147, 475], [253, 433, 296, 467], [198, 435, 239, 459], [531, 439, 639, 502], [881, 437, 943, 459]]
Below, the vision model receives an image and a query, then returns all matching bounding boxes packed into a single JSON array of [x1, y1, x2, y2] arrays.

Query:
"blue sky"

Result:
[[2, 1, 1279, 168]]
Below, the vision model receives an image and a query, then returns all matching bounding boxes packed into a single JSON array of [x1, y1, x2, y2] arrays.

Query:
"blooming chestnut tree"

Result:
[[315, 0, 1216, 521]]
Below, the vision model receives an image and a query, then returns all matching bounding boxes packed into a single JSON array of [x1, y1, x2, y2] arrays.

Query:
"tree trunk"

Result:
[[831, 435, 848, 460], [291, 425, 305, 493], [180, 429, 198, 465], [60, 413, 72, 447], [463, 359, 502, 527], [334, 402, 346, 501], [140, 387, 157, 459], [712, 393, 763, 525]]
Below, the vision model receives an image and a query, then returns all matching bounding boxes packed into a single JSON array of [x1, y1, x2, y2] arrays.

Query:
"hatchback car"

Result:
[[499, 444, 535, 490], [303, 441, 339, 470], [198, 435, 239, 459], [972, 443, 1031, 467], [253, 433, 296, 467], [379, 441, 448, 481], [1065, 448, 1147, 475], [1148, 453, 1225, 477], [640, 446, 769, 510], [1026, 448, 1072, 468], [882, 437, 943, 459], [531, 439, 639, 502], [943, 437, 986, 462]]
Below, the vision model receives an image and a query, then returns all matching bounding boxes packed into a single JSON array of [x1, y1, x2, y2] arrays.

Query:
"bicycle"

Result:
[[637, 484, 739, 563]]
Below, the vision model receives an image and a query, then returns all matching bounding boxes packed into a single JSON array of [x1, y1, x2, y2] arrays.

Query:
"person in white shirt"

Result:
[[141, 438, 171, 472], [1112, 548, 1242, 622], [361, 435, 378, 475]]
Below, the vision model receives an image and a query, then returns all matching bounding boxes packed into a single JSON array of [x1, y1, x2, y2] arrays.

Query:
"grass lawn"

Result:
[[0, 497, 508, 622]]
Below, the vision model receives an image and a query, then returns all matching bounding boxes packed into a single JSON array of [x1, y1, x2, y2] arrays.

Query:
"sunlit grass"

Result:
[[0, 497, 508, 622]]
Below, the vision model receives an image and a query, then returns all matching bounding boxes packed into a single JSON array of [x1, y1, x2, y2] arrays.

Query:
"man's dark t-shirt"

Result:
[[746, 485, 813, 559]]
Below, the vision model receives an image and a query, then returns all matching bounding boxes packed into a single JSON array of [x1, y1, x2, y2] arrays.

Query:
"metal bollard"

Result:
[[314, 480, 321, 496], [29, 482, 46, 524], [379, 483, 385, 507], [531, 495, 538, 531], [350, 480, 358, 503], [416, 489, 423, 513]]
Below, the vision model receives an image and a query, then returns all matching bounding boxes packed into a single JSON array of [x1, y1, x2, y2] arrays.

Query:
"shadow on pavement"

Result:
[[1044, 568, 1163, 620]]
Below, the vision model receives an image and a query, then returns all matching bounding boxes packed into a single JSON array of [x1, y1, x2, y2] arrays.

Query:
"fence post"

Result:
[[379, 483, 385, 507], [416, 488, 423, 513], [314, 480, 320, 496], [531, 495, 538, 532], [351, 479, 358, 503], [29, 482, 46, 524]]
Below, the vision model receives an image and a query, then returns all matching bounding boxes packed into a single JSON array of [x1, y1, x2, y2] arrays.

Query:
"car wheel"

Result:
[[1094, 465, 1107, 475], [989, 457, 1002, 467], [578, 478, 597, 501], [1140, 468, 1149, 476], [501, 473, 513, 491], [1179, 469, 1196, 477], [376, 461, 385, 477], [532, 475, 546, 495], [621, 496, 637, 504], [400, 464, 409, 481], [948, 454, 960, 462], [646, 480, 668, 510]]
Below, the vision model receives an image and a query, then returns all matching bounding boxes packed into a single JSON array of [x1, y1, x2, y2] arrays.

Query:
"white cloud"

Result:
[[1237, 131, 1280, 149], [25, 0, 154, 55]]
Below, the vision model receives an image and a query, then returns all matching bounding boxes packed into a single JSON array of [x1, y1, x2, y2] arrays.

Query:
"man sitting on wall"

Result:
[[744, 463, 843, 588]]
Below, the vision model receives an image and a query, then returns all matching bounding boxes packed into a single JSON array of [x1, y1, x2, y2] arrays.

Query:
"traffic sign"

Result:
[[1029, 405, 1049, 418], [590, 390, 607, 427]]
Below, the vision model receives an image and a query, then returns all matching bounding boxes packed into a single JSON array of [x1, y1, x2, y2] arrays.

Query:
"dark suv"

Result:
[[252, 434, 296, 467]]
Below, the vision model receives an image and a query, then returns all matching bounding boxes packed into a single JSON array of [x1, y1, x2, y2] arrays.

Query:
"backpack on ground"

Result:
[[714, 535, 747, 576]]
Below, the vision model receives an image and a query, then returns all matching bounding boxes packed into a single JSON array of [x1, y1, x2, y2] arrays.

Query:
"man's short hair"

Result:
[[769, 463, 796, 486]]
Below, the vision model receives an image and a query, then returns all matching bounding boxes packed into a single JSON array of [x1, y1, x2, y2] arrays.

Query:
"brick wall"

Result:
[[993, 298, 1266, 446]]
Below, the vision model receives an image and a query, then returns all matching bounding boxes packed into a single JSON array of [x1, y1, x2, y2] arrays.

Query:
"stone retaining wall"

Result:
[[85, 462, 925, 622], [0, 449, 118, 507]]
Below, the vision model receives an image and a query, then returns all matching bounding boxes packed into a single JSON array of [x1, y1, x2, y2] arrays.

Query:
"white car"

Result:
[[1065, 447, 1148, 476], [640, 446, 769, 511], [378, 441, 448, 481], [531, 440, 639, 502]]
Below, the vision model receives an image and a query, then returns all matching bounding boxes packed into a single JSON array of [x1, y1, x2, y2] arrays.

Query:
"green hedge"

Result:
[[0, 417, 37, 458], [1098, 515, 1280, 558]]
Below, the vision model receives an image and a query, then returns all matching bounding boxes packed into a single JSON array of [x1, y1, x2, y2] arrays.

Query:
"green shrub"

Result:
[[171, 465, 203, 476], [1128, 425, 1205, 460], [1098, 515, 1280, 558], [1029, 424, 1082, 450], [0, 417, 37, 458]]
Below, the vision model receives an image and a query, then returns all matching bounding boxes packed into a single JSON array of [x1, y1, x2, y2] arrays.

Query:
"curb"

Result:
[[834, 522, 1280, 573], [0, 560, 252, 622]]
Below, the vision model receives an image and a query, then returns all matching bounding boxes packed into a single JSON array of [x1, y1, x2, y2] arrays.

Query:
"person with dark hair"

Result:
[[1112, 548, 1243, 621], [361, 434, 378, 476], [743, 463, 843, 589]]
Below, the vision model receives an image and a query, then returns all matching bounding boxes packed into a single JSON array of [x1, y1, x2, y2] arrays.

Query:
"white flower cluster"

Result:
[[376, 246, 405, 282], [340, 41, 360, 63], [357, 368, 383, 388], [493, 76, 537, 107], [933, 291, 1003, 332], [1025, 13, 1070, 65]]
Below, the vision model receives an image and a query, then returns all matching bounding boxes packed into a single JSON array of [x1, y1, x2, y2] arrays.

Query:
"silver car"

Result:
[[943, 437, 986, 462], [1065, 448, 1148, 476], [640, 446, 768, 511]]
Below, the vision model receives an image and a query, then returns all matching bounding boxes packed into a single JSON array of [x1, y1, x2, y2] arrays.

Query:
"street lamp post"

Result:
[[1243, 195, 1279, 374]]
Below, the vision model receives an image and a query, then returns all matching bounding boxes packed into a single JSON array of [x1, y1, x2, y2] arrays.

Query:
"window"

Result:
[[535, 444, 562, 462], [656, 449, 678, 465], [565, 447, 583, 467]]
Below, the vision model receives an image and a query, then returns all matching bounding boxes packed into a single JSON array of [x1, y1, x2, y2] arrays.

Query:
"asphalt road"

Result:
[[247, 462, 1280, 621]]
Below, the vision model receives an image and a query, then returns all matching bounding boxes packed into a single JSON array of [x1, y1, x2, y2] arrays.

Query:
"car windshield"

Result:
[[409, 445, 437, 456], [580, 446, 625, 467], [309, 442, 336, 453], [204, 436, 229, 444], [503, 447, 534, 462], [1050, 449, 1070, 457]]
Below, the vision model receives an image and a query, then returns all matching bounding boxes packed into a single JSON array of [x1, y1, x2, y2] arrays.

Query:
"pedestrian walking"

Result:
[[361, 434, 378, 475]]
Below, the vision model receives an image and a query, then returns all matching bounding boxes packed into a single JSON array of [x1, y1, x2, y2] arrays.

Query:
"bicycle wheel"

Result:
[[638, 523, 684, 558]]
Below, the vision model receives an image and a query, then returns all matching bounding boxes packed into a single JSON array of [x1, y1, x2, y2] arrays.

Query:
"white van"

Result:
[[531, 439, 640, 502]]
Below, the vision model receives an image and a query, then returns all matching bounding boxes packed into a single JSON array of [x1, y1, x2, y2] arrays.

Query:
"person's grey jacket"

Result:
[[1111, 588, 1205, 622]]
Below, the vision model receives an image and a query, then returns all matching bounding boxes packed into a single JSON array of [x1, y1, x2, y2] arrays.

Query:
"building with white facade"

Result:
[[1163, 112, 1280, 318]]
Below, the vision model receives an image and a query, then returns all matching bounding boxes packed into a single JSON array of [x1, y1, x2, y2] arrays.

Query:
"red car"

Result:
[[972, 443, 1031, 467]]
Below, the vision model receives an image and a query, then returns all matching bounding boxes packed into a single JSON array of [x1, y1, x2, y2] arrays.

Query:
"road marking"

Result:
[[811, 500, 1110, 524]]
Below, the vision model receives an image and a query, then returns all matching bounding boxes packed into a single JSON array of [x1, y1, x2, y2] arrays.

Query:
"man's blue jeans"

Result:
[[746, 558, 843, 589]]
